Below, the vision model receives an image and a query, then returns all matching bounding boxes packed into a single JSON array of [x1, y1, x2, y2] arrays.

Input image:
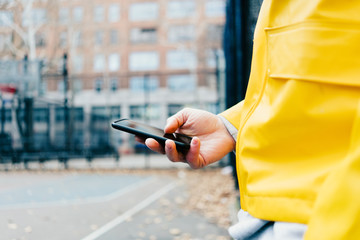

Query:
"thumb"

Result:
[[164, 109, 189, 133]]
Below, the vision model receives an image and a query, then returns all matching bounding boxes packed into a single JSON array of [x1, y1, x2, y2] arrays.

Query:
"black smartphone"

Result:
[[111, 119, 192, 152]]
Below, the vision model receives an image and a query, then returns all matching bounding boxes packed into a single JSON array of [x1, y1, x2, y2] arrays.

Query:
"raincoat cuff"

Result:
[[218, 115, 238, 141]]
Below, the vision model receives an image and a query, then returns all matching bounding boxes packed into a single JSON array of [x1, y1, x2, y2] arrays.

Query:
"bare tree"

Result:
[[0, 0, 53, 60]]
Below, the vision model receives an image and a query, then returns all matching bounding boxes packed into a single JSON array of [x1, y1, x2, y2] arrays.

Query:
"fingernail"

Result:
[[192, 137, 199, 145], [166, 140, 172, 150]]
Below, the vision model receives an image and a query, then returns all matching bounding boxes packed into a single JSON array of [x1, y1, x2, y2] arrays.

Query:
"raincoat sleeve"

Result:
[[219, 100, 244, 130], [304, 101, 360, 240]]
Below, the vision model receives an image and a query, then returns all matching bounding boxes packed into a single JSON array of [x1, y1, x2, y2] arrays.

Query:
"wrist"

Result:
[[217, 115, 237, 151]]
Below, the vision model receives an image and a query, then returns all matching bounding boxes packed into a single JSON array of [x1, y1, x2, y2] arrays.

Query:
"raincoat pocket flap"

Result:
[[266, 22, 360, 87]]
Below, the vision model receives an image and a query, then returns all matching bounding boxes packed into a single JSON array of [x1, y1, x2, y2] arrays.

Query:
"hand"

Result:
[[141, 108, 236, 169]]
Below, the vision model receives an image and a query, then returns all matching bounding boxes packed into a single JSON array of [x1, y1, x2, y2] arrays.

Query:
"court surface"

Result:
[[0, 171, 230, 240]]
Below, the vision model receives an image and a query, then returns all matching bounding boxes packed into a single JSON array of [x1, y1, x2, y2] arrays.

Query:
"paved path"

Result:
[[0, 170, 230, 240]]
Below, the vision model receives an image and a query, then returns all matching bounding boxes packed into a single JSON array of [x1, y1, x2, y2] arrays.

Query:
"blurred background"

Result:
[[0, 0, 263, 239], [0, 0, 228, 164]]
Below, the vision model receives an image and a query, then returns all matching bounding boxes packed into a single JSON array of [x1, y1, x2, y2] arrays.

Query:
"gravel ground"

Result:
[[180, 168, 237, 229]]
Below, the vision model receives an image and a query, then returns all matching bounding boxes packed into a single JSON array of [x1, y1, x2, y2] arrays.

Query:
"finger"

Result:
[[165, 109, 189, 133], [165, 140, 184, 163], [186, 137, 204, 169], [145, 138, 165, 154]]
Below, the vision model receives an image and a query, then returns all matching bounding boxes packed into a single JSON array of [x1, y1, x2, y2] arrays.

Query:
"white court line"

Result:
[[81, 181, 178, 240]]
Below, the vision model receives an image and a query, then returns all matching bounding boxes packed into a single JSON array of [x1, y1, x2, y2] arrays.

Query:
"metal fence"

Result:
[[0, 57, 119, 168], [0, 57, 221, 169]]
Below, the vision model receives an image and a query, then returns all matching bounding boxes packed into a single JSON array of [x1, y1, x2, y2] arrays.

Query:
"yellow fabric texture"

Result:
[[220, 0, 360, 238], [220, 101, 244, 130]]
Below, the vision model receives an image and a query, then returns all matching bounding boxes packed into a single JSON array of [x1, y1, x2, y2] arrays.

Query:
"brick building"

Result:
[[0, 0, 226, 152]]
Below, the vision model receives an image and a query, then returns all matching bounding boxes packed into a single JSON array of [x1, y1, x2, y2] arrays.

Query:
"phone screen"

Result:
[[111, 119, 192, 151]]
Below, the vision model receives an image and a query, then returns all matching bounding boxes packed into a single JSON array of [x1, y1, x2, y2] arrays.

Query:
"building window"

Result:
[[130, 76, 159, 92], [59, 31, 67, 47], [55, 107, 64, 122], [129, 105, 143, 119], [91, 106, 110, 146], [94, 78, 104, 92], [73, 130, 84, 148], [168, 74, 196, 92], [130, 28, 157, 44], [93, 54, 105, 72], [35, 32, 46, 47], [91, 106, 120, 122], [73, 107, 84, 122], [129, 2, 158, 21], [72, 55, 84, 73], [58, 8, 69, 24], [109, 29, 118, 45], [147, 104, 160, 120], [108, 53, 120, 72], [206, 24, 224, 43], [168, 25, 195, 42], [73, 6, 83, 23], [73, 78, 83, 93], [34, 108, 48, 123], [109, 106, 121, 119], [94, 5, 105, 22], [168, 104, 183, 117], [58, 81, 65, 93], [167, 0, 196, 19], [22, 8, 47, 26], [205, 0, 226, 17], [40, 81, 47, 95], [91, 106, 108, 121], [130, 104, 160, 120], [108, 4, 120, 22], [129, 51, 159, 71], [73, 31, 83, 47], [166, 50, 197, 69], [110, 78, 118, 92], [95, 30, 104, 45]]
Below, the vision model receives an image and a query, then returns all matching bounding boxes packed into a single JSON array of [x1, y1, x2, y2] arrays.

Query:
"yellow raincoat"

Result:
[[221, 0, 360, 239]]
